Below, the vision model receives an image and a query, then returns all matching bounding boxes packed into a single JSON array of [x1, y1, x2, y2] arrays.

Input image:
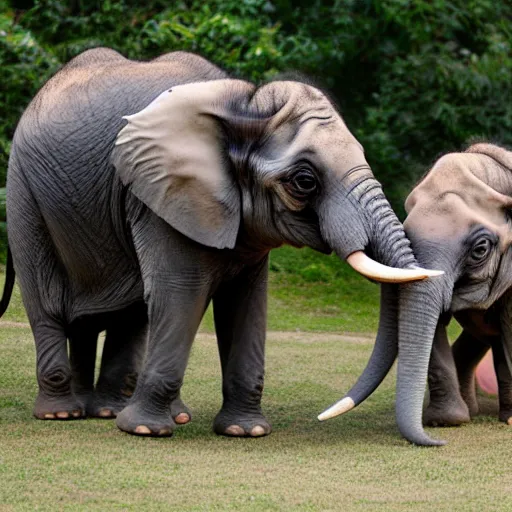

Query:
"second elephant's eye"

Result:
[[470, 237, 492, 263]]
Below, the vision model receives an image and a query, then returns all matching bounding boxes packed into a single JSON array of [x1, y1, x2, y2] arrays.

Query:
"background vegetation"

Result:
[[1, 0, 512, 264]]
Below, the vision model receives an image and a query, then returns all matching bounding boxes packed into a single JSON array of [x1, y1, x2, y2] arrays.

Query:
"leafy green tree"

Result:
[[0, 0, 511, 263]]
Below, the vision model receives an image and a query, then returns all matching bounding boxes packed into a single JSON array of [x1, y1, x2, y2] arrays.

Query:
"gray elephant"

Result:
[[1, 47, 438, 439], [320, 143, 512, 443]]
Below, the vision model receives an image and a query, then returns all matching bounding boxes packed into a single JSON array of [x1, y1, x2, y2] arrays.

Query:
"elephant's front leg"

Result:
[[452, 330, 492, 416], [488, 341, 512, 424], [212, 255, 271, 437], [115, 220, 211, 436], [424, 319, 471, 426], [115, 281, 209, 436]]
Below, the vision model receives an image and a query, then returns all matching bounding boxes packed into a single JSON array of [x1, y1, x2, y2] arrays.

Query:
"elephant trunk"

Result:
[[319, 283, 399, 420], [395, 278, 448, 445], [320, 277, 449, 446], [321, 176, 442, 282]]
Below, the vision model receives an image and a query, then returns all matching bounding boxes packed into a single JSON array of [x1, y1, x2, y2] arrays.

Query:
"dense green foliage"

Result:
[[1, 0, 511, 263]]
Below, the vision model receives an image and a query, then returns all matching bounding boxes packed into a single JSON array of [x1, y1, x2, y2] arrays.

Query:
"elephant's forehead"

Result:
[[405, 152, 511, 238], [404, 192, 506, 241], [407, 154, 496, 205]]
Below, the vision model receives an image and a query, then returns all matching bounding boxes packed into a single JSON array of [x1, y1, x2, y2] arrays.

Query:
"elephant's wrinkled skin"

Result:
[[4, 48, 432, 439]]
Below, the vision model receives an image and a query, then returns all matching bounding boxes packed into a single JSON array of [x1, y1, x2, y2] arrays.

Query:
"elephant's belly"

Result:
[[67, 268, 144, 322], [54, 236, 144, 322]]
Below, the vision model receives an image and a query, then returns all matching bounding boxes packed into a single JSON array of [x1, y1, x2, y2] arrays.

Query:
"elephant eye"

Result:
[[293, 171, 316, 191], [470, 237, 492, 263], [285, 168, 318, 200]]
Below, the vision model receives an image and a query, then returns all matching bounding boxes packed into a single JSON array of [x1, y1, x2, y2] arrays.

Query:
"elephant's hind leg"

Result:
[[69, 327, 98, 415], [91, 303, 150, 419], [7, 171, 85, 420], [33, 321, 85, 420]]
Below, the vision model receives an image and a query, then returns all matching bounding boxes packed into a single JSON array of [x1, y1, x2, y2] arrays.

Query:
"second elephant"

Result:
[[323, 143, 512, 441]]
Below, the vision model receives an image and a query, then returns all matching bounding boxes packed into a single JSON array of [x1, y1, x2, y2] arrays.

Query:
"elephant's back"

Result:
[[25, 48, 227, 128], [12, 49, 228, 211]]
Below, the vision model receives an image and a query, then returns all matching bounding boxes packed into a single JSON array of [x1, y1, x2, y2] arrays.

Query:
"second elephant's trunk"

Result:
[[395, 279, 446, 445]]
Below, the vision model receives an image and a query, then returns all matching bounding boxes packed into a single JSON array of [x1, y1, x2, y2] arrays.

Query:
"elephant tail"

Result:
[[0, 247, 15, 318]]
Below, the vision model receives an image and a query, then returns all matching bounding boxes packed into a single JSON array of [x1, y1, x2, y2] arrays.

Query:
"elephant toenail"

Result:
[[507, 417, 512, 425], [72, 410, 82, 418], [56, 411, 70, 419], [250, 425, 266, 437], [134, 425, 152, 434], [44, 413, 56, 419], [158, 428, 171, 435], [98, 408, 114, 418], [175, 413, 190, 424], [224, 425, 245, 436]]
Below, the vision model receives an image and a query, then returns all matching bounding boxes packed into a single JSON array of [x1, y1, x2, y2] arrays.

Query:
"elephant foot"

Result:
[[499, 408, 512, 425], [213, 409, 272, 437], [33, 392, 85, 420], [116, 402, 175, 436], [87, 393, 131, 419], [88, 373, 139, 418], [423, 400, 471, 427], [171, 397, 191, 425]]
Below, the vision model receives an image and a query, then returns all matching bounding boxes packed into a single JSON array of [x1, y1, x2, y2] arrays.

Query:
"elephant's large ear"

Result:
[[112, 80, 253, 249], [466, 143, 512, 170]]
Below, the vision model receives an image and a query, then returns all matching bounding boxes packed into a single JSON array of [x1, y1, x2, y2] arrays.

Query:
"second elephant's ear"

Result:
[[112, 80, 253, 249]]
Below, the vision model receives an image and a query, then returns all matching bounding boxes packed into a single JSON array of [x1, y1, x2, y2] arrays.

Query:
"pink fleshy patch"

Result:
[[476, 350, 498, 396]]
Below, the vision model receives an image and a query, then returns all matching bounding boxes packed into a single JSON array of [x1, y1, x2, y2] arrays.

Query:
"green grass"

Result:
[[200, 246, 382, 333], [0, 328, 509, 511], [0, 246, 487, 511]]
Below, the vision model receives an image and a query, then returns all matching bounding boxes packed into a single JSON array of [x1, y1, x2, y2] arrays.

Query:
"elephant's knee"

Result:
[[38, 365, 72, 394]]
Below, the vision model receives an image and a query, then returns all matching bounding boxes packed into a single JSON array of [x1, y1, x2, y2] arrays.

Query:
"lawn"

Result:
[[0, 247, 508, 511]]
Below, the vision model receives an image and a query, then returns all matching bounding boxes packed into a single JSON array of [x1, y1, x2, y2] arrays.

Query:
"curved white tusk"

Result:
[[318, 397, 355, 421], [346, 251, 444, 283]]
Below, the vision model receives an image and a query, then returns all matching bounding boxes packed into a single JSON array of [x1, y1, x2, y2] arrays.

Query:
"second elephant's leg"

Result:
[[212, 256, 271, 437], [489, 341, 512, 424], [497, 294, 512, 424], [452, 331, 492, 416], [424, 321, 471, 426]]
